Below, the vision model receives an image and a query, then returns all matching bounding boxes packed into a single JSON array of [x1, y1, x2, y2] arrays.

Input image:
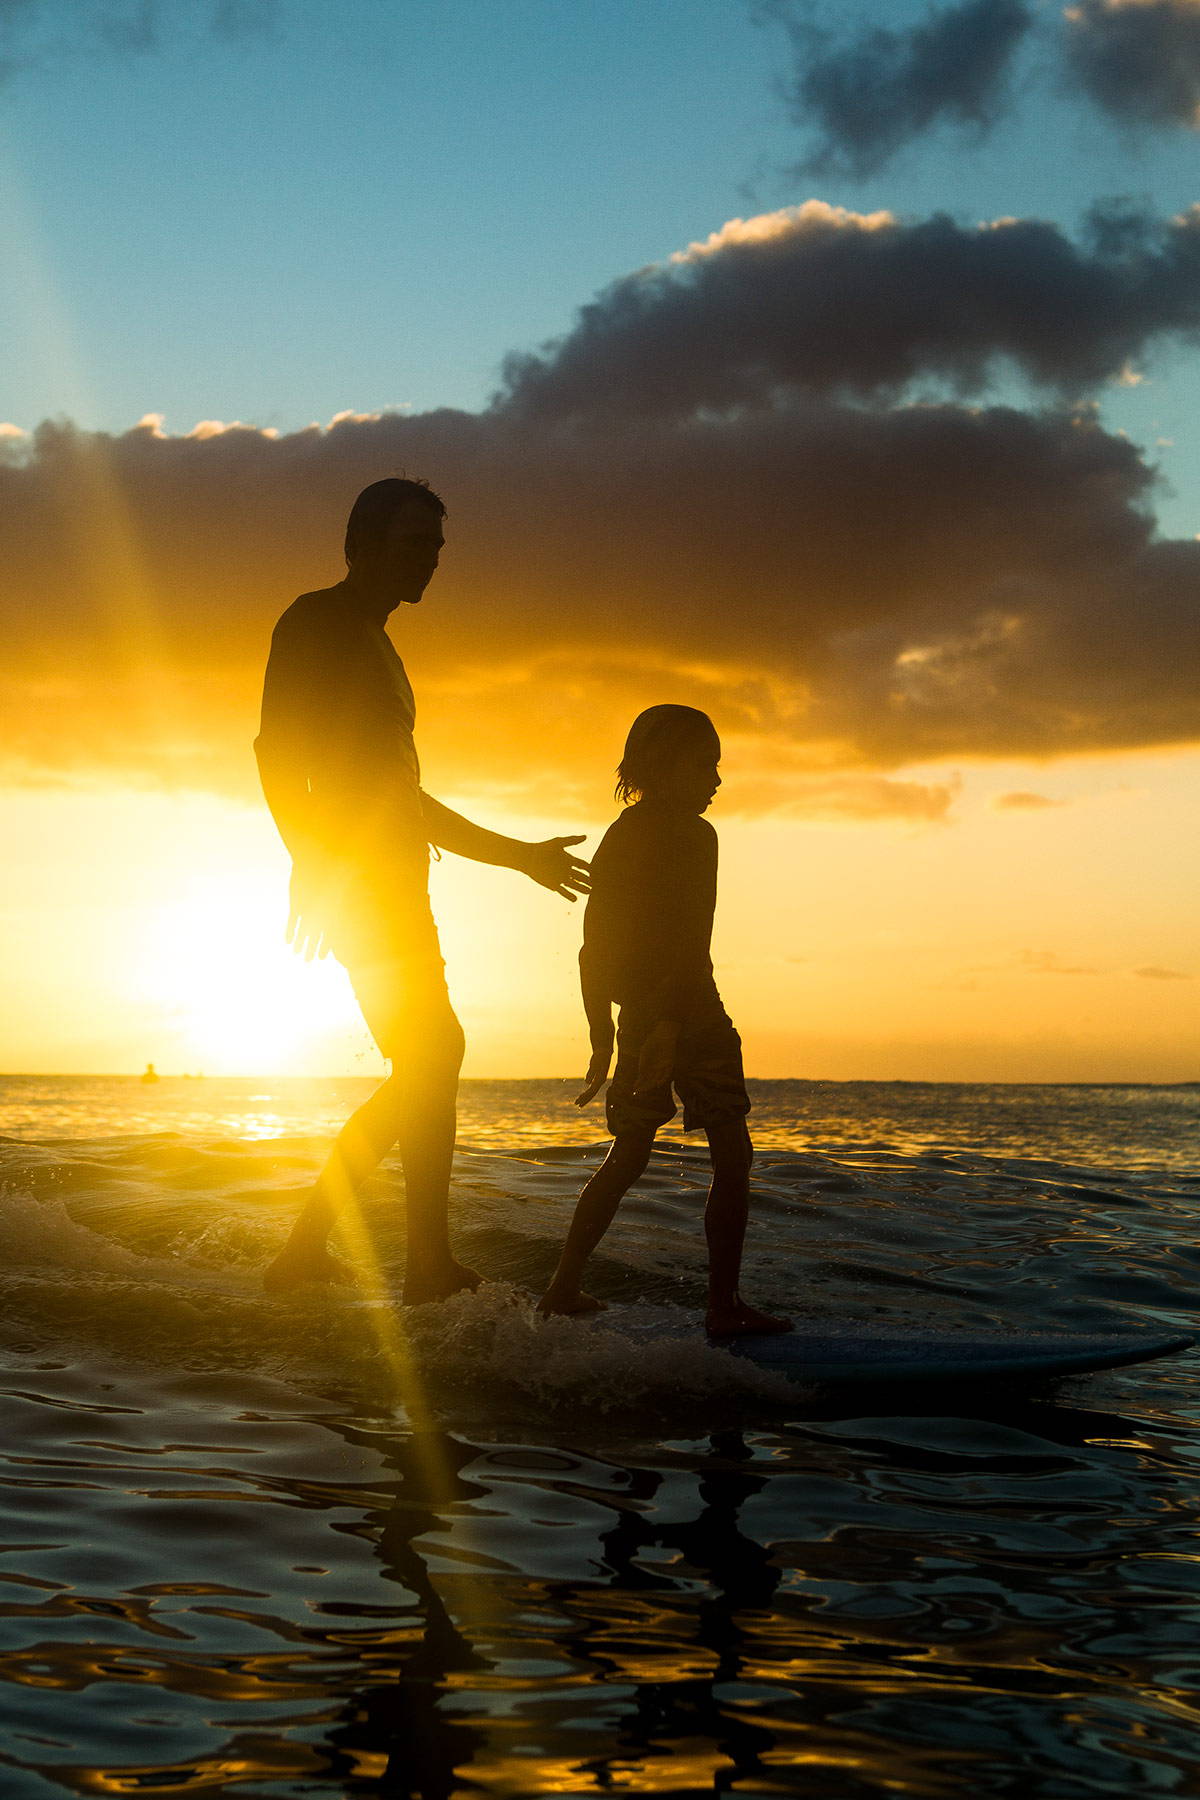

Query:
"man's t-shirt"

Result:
[[580, 801, 719, 1026], [255, 587, 432, 937]]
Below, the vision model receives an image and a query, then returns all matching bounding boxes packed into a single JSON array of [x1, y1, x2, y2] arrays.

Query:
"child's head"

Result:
[[616, 705, 721, 813]]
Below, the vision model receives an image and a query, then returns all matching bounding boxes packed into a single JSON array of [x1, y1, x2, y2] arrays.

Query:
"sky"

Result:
[[1, 0, 1199, 1080]]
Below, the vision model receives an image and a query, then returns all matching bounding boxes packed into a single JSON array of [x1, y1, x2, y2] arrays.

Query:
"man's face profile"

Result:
[[358, 498, 445, 606]]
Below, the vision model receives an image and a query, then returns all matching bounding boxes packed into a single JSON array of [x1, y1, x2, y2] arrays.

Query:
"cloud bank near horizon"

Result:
[[3, 200, 1200, 819]]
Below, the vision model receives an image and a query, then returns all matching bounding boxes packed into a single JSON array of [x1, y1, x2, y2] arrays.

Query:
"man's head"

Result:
[[344, 477, 447, 609]]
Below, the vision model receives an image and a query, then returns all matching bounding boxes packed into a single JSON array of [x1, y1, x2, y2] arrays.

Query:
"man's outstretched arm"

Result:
[[420, 793, 590, 900]]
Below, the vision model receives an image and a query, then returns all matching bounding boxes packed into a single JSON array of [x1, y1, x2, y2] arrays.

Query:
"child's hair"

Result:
[[615, 705, 718, 804]]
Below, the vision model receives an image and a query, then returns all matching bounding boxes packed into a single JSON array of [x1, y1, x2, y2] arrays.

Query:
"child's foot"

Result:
[[264, 1240, 356, 1293], [705, 1299, 793, 1338], [537, 1288, 608, 1318], [403, 1259, 484, 1307]]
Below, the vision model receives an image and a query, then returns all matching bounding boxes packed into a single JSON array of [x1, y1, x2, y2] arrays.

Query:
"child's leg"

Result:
[[703, 1118, 792, 1336], [539, 1129, 656, 1315]]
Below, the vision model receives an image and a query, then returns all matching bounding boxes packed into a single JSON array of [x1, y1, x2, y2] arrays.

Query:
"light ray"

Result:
[[0, 144, 188, 769]]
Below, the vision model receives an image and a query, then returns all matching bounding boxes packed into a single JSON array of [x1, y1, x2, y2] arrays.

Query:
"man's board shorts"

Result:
[[606, 990, 751, 1137], [331, 876, 456, 1063]]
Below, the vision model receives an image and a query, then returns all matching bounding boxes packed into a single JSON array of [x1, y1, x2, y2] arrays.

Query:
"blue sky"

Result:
[[2, 0, 1200, 541]]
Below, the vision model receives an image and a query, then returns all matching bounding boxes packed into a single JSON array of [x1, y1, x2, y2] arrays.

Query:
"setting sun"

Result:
[[128, 872, 360, 1074]]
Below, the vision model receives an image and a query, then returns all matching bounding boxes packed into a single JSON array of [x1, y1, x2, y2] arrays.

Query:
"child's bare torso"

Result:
[[582, 800, 719, 1022]]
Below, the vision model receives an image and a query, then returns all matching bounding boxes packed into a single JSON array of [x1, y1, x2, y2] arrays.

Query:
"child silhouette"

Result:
[[540, 706, 792, 1337]]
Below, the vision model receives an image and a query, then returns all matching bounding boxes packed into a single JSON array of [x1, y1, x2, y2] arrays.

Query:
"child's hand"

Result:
[[575, 1045, 612, 1107], [633, 1021, 679, 1096]]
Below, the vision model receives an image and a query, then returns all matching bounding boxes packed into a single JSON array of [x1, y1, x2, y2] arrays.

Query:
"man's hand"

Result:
[[287, 860, 332, 961], [518, 836, 591, 901], [576, 1040, 613, 1107], [633, 1021, 679, 1097]]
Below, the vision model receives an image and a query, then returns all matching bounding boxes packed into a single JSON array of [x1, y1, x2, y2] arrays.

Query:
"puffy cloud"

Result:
[[766, 0, 1033, 178], [3, 205, 1199, 813], [1, 382, 1198, 811], [1064, 0, 1200, 129], [497, 201, 1200, 419]]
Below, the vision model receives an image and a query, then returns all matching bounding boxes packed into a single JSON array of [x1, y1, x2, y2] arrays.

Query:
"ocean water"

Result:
[[0, 1075, 1198, 1797]]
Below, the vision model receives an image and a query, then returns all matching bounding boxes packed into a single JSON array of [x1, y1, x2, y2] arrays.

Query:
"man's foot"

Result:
[[264, 1239, 356, 1294], [402, 1259, 484, 1307], [705, 1299, 793, 1338], [537, 1288, 607, 1318]]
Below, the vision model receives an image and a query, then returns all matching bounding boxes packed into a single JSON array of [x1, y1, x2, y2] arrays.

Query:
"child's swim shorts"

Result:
[[606, 992, 751, 1136]]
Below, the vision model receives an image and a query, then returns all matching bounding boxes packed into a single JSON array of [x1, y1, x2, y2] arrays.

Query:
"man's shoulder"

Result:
[[271, 585, 345, 644]]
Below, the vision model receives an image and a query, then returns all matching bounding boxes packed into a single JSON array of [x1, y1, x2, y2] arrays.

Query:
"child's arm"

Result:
[[574, 834, 622, 1104], [576, 941, 615, 1105]]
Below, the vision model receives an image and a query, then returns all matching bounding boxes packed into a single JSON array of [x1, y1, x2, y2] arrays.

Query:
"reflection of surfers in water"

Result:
[[318, 1427, 490, 1799], [312, 1424, 783, 1798], [583, 1431, 784, 1789], [255, 477, 589, 1303], [540, 706, 790, 1336]]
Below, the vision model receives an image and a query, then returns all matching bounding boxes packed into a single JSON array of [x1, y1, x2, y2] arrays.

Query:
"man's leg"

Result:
[[388, 996, 478, 1306], [265, 966, 479, 1301]]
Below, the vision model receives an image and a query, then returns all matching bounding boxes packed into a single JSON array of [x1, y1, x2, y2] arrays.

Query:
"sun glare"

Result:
[[131, 874, 360, 1074]]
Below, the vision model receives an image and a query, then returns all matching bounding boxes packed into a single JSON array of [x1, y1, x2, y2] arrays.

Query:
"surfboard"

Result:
[[719, 1325, 1195, 1385]]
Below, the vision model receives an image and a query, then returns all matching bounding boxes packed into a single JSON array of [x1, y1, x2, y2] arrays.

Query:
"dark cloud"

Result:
[[496, 201, 1200, 421], [94, 1, 158, 55], [1134, 964, 1192, 979], [210, 0, 277, 41], [763, 2, 1200, 167], [0, 0, 39, 81], [0, 0, 275, 81], [1, 379, 1198, 811], [765, 0, 1033, 178], [1064, 0, 1200, 129]]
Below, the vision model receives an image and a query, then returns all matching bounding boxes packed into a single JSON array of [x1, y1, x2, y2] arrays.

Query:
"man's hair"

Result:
[[344, 476, 446, 564], [615, 705, 718, 804]]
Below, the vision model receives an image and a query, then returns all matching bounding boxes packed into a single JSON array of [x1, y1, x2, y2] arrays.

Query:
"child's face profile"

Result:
[[647, 732, 722, 814]]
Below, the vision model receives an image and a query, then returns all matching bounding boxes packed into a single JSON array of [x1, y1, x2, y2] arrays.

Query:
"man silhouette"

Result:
[[256, 477, 588, 1300]]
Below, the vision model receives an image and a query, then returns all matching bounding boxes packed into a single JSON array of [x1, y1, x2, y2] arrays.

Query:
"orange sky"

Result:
[[3, 742, 1196, 1081]]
